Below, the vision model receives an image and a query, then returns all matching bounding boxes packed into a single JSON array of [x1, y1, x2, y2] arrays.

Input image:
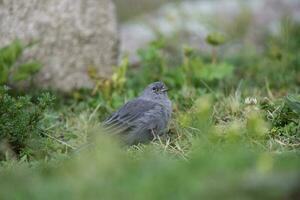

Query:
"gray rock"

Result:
[[0, 0, 118, 91]]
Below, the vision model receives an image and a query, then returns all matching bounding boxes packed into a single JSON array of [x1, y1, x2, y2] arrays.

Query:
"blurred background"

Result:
[[116, 0, 300, 62]]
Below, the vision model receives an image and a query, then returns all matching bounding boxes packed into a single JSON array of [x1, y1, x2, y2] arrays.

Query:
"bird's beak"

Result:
[[161, 87, 169, 92]]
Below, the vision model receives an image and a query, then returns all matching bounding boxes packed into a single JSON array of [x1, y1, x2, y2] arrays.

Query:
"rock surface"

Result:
[[0, 0, 118, 91]]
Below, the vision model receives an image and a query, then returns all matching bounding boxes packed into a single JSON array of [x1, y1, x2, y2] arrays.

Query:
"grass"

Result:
[[0, 17, 299, 199]]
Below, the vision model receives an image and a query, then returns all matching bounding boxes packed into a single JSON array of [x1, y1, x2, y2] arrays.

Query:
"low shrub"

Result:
[[0, 86, 54, 160]]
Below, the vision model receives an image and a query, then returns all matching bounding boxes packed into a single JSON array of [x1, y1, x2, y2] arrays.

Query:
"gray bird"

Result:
[[103, 81, 172, 145]]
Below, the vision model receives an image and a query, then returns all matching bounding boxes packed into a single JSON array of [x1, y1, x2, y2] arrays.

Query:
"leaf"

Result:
[[0, 40, 25, 84], [0, 40, 23, 67], [111, 57, 128, 89], [206, 32, 226, 46], [87, 66, 99, 80], [12, 61, 42, 81], [196, 63, 234, 81], [0, 64, 10, 84], [285, 95, 300, 116]]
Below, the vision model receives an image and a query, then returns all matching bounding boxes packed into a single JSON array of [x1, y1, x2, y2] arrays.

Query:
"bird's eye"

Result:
[[152, 87, 156, 91]]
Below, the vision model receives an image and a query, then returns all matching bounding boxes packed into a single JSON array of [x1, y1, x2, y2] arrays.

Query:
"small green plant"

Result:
[[0, 40, 42, 85], [0, 86, 54, 160], [285, 95, 300, 115], [86, 57, 130, 110], [137, 39, 167, 83], [206, 32, 226, 64], [132, 40, 234, 91], [182, 46, 234, 84], [261, 95, 300, 147]]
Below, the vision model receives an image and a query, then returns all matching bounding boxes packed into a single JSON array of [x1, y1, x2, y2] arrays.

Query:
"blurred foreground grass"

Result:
[[0, 15, 300, 200], [1, 134, 300, 199]]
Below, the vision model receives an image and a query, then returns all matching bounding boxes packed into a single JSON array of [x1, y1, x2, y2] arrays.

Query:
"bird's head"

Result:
[[140, 81, 170, 102]]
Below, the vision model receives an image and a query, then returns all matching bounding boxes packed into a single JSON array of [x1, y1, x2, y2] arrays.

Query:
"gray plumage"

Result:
[[103, 81, 172, 145]]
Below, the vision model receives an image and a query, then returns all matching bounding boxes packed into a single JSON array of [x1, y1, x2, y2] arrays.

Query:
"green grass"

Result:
[[0, 18, 299, 199]]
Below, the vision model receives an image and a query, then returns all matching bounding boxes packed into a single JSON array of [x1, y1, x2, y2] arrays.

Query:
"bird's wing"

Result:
[[103, 99, 158, 134]]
